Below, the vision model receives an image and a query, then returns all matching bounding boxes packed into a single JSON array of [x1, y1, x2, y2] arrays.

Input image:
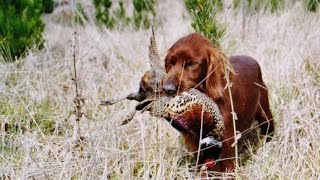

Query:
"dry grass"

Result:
[[0, 0, 319, 179]]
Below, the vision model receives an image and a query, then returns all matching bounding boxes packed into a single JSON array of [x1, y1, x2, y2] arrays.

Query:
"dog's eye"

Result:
[[169, 60, 176, 66], [186, 61, 196, 67]]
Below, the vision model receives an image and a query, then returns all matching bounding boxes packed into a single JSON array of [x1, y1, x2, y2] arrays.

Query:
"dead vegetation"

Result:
[[0, 0, 319, 179]]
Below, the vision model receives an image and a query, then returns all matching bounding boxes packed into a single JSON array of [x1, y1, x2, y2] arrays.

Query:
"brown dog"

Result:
[[162, 33, 275, 172]]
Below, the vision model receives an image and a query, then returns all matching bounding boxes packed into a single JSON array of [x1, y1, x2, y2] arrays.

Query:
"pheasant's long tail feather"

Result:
[[149, 27, 165, 79]]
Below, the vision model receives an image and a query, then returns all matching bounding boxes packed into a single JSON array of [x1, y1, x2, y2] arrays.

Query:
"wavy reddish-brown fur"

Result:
[[162, 33, 275, 172]]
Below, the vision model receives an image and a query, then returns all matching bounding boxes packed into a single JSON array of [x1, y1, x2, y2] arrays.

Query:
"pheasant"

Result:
[[141, 89, 223, 138], [141, 88, 224, 163], [101, 28, 225, 167]]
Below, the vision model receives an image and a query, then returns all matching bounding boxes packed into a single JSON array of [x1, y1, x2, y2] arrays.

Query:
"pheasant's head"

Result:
[[126, 28, 165, 102]]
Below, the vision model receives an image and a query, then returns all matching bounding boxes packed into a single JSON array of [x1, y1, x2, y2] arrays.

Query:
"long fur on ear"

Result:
[[205, 45, 234, 100]]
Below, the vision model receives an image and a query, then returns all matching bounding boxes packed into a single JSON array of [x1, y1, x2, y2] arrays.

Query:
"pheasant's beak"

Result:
[[126, 92, 147, 102]]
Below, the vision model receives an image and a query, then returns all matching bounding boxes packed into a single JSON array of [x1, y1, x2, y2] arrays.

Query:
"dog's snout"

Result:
[[162, 82, 177, 95]]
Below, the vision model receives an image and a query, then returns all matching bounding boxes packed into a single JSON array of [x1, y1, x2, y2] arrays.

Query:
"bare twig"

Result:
[[225, 67, 239, 176], [67, 31, 86, 142], [196, 105, 205, 167]]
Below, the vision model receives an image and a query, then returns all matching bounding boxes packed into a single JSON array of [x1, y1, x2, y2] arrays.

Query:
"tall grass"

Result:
[[0, 0, 319, 179]]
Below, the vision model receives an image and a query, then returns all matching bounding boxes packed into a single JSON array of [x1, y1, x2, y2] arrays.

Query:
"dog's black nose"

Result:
[[162, 82, 177, 95]]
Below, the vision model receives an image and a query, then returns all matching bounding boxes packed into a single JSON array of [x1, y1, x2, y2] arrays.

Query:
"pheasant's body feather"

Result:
[[143, 89, 224, 140]]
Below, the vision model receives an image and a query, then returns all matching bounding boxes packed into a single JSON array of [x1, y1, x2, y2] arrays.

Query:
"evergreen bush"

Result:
[[237, 0, 283, 13], [94, 0, 156, 30], [93, 0, 115, 28], [0, 0, 54, 62], [133, 0, 156, 29], [306, 0, 319, 12], [185, 0, 225, 46]]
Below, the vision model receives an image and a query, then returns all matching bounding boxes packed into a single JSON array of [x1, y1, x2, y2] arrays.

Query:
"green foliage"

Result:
[[0, 96, 63, 165], [75, 2, 89, 25], [233, 0, 240, 10], [0, 137, 23, 165], [185, 0, 225, 46], [233, 0, 319, 13], [94, 0, 156, 30], [0, 97, 58, 135], [268, 0, 284, 12], [247, 0, 264, 12], [133, 0, 156, 29], [306, 0, 319, 12], [232, 0, 308, 13], [5, 73, 18, 87], [0, 0, 54, 62], [94, 0, 115, 28], [115, 1, 131, 27], [42, 0, 55, 13], [304, 59, 319, 83]]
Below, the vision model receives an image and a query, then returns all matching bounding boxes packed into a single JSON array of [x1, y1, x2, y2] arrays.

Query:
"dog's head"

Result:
[[162, 33, 233, 100]]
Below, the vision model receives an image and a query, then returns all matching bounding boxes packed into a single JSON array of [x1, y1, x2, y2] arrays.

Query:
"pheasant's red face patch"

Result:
[[205, 159, 215, 169]]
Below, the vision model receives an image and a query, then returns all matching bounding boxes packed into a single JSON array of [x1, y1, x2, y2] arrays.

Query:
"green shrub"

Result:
[[247, 0, 264, 12], [268, 0, 284, 12], [236, 0, 320, 13], [233, 0, 284, 13], [132, 0, 156, 29], [185, 0, 225, 46], [0, 0, 53, 62], [306, 0, 319, 12], [42, 0, 55, 14], [114, 1, 131, 29], [94, 0, 156, 30], [93, 0, 115, 28], [75, 2, 89, 25]]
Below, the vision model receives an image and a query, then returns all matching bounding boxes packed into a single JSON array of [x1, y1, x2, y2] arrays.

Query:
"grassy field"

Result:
[[0, 0, 319, 179]]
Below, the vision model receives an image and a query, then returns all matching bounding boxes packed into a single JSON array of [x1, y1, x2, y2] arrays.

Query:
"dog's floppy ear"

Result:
[[205, 46, 233, 100]]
